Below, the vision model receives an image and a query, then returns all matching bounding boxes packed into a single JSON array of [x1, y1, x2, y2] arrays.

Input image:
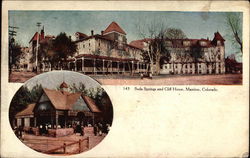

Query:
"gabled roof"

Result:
[[74, 34, 114, 43], [103, 21, 126, 35], [82, 95, 101, 113], [60, 82, 68, 88], [16, 103, 36, 116], [129, 40, 146, 49], [75, 32, 88, 39], [29, 32, 45, 43], [42, 88, 100, 112], [213, 32, 225, 41]]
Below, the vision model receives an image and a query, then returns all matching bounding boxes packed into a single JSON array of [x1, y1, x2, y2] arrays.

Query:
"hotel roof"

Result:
[[103, 21, 126, 35]]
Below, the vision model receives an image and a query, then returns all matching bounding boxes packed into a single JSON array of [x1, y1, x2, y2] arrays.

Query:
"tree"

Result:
[[165, 28, 187, 39], [52, 32, 77, 69], [69, 82, 86, 93], [165, 28, 188, 73], [9, 84, 43, 128], [9, 39, 22, 73], [225, 13, 242, 53], [137, 21, 170, 75], [38, 39, 54, 69]]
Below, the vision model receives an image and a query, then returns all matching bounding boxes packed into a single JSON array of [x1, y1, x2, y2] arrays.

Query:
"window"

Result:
[[218, 54, 221, 60], [185, 64, 187, 68], [218, 47, 221, 52], [99, 42, 101, 47]]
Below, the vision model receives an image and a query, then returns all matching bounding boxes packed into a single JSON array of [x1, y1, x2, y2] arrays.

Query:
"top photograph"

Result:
[[8, 11, 243, 85]]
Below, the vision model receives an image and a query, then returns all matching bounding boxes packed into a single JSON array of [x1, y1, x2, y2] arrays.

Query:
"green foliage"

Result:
[[69, 83, 86, 93], [165, 28, 187, 39], [53, 32, 76, 60], [9, 40, 22, 69], [9, 84, 43, 127]]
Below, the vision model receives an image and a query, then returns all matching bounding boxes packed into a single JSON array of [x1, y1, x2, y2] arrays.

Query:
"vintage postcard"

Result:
[[1, 1, 249, 157]]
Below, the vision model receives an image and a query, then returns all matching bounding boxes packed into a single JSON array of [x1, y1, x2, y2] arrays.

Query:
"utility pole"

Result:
[[9, 26, 19, 74], [36, 22, 41, 72]]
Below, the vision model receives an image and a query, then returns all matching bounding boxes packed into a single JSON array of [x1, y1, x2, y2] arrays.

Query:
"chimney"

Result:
[[91, 30, 94, 36], [101, 30, 104, 36]]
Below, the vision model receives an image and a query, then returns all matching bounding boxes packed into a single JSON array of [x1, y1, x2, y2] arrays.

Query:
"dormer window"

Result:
[[199, 41, 207, 46], [183, 41, 191, 46]]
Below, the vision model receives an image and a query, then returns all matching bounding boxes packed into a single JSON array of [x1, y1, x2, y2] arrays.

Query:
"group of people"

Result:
[[93, 123, 110, 136], [14, 126, 23, 140]]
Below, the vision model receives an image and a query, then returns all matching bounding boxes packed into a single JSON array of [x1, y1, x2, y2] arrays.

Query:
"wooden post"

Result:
[[102, 59, 105, 75], [82, 57, 85, 73], [123, 62, 125, 74], [131, 61, 134, 75], [94, 59, 96, 74], [63, 143, 66, 153], [79, 139, 81, 153], [55, 112, 58, 129], [117, 61, 119, 74], [137, 62, 139, 73], [74, 60, 77, 71], [110, 60, 113, 74], [87, 137, 89, 149]]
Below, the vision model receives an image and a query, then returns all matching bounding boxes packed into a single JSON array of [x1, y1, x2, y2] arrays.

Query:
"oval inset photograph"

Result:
[[9, 71, 113, 155]]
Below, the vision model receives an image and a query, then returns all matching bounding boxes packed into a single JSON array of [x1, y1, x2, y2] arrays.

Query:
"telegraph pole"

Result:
[[9, 26, 19, 74], [35, 22, 41, 72]]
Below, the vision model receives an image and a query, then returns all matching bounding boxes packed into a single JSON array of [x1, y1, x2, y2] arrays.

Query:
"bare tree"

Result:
[[137, 21, 169, 75], [225, 13, 242, 53]]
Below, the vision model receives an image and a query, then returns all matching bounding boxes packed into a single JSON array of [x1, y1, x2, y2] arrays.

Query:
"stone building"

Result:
[[67, 21, 146, 74], [16, 22, 225, 75], [20, 22, 148, 74], [20, 26, 55, 72], [130, 32, 226, 75]]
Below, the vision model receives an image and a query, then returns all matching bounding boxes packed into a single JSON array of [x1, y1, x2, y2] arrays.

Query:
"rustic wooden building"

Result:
[[15, 82, 101, 131]]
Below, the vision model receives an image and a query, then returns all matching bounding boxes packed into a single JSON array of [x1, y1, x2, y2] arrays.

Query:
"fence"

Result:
[[23, 137, 89, 154], [44, 137, 89, 154]]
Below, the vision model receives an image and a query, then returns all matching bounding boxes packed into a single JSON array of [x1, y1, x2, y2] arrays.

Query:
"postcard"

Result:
[[1, 1, 249, 157]]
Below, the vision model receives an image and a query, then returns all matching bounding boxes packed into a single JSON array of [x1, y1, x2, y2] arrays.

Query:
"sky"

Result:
[[24, 71, 100, 90], [9, 11, 242, 60]]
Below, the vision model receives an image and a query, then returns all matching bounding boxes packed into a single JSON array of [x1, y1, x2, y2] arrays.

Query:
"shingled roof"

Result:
[[103, 21, 126, 35], [16, 103, 36, 117], [42, 88, 100, 112]]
